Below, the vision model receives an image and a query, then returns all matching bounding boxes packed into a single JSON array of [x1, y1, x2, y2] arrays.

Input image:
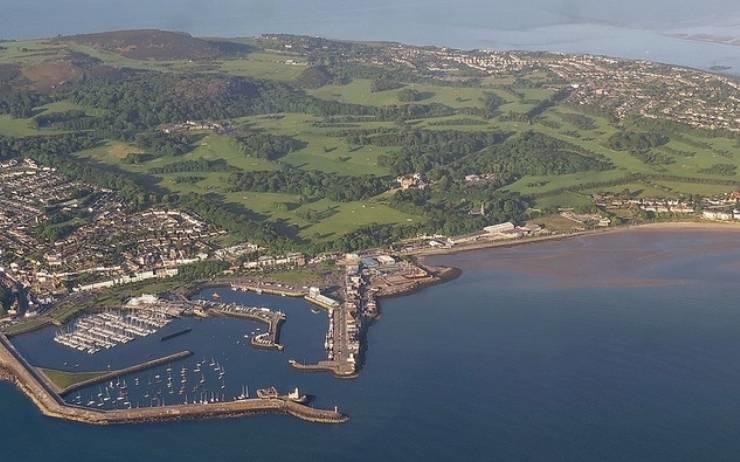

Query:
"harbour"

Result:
[[4, 229, 740, 459], [0, 290, 347, 425]]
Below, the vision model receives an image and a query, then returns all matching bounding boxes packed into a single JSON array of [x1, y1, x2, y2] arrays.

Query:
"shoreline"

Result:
[[411, 221, 740, 259]]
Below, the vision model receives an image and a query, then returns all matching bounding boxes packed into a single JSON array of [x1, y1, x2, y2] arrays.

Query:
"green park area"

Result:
[[1, 31, 739, 251]]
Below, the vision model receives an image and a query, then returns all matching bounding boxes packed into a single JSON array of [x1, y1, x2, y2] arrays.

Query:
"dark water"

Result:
[[5, 228, 740, 461], [2, 0, 739, 74]]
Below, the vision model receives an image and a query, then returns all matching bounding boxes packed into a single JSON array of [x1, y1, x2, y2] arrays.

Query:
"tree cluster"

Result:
[[234, 131, 306, 160], [608, 130, 670, 153], [135, 131, 195, 156], [149, 158, 232, 174], [352, 128, 510, 175], [227, 168, 391, 202]]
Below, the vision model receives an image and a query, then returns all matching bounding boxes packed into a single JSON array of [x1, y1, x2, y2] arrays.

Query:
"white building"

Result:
[[483, 222, 516, 234]]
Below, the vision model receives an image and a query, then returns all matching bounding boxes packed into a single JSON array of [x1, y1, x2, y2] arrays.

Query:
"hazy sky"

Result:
[[1, 0, 739, 40]]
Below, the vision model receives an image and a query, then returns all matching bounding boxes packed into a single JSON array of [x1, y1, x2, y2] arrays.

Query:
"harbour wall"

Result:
[[57, 350, 194, 396], [0, 333, 347, 425]]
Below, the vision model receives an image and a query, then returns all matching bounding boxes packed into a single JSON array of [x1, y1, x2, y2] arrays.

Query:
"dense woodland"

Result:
[[350, 128, 511, 175], [69, 72, 456, 141], [149, 159, 233, 174], [227, 168, 392, 202], [234, 131, 306, 160], [0, 286, 11, 313], [473, 131, 612, 176], [608, 131, 670, 153], [135, 131, 195, 156], [0, 88, 44, 118]]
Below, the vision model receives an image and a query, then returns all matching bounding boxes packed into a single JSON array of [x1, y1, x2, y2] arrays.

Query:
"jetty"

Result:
[[161, 328, 192, 341], [208, 302, 285, 351], [292, 266, 363, 378], [54, 350, 193, 395], [230, 282, 306, 297], [288, 359, 358, 378], [0, 333, 347, 425]]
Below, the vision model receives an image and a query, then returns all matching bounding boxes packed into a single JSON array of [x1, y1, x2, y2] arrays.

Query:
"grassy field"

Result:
[[309, 79, 490, 109], [234, 113, 396, 175], [0, 98, 107, 137], [37, 99, 108, 117], [500, 106, 740, 204], [4, 34, 740, 242], [307, 78, 553, 115], [259, 268, 323, 285], [39, 368, 108, 391], [218, 51, 307, 80], [0, 115, 46, 136], [73, 125, 419, 241]]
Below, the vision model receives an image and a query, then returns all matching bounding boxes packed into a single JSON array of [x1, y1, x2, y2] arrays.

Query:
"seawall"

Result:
[[57, 350, 194, 396], [0, 333, 347, 425]]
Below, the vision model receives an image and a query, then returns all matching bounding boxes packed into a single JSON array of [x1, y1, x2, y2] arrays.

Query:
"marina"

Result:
[[0, 308, 346, 424], [7, 290, 330, 417], [53, 308, 171, 354], [54, 350, 193, 396]]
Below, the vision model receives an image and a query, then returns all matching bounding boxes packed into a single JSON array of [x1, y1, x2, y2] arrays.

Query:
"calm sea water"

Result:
[[4, 228, 740, 461], [1, 0, 739, 73]]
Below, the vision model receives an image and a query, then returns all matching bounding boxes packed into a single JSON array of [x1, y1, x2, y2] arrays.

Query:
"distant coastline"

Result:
[[667, 32, 740, 48]]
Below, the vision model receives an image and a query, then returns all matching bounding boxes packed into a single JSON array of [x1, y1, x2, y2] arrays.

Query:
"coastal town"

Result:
[[0, 28, 738, 432], [0, 158, 224, 315], [262, 34, 739, 132], [5, 154, 740, 323]]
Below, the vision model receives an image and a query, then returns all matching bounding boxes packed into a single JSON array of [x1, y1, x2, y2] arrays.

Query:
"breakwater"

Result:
[[209, 303, 285, 351], [56, 350, 194, 396], [0, 333, 347, 425], [229, 282, 307, 297], [161, 328, 192, 341], [288, 359, 358, 379]]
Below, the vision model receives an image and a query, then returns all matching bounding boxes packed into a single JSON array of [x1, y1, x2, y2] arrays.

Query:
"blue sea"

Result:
[[5, 228, 740, 461]]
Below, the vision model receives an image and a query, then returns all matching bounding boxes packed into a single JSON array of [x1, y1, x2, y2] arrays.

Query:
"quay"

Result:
[[290, 264, 366, 378], [55, 350, 194, 395], [288, 359, 358, 378], [229, 282, 306, 297], [304, 287, 341, 311], [0, 333, 348, 425], [207, 302, 285, 351]]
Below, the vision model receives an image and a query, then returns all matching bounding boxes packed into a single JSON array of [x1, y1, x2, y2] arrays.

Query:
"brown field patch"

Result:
[[20, 61, 84, 92], [108, 143, 141, 159]]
